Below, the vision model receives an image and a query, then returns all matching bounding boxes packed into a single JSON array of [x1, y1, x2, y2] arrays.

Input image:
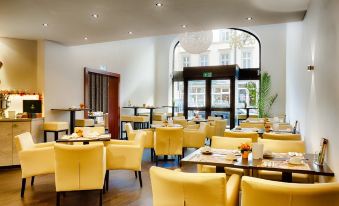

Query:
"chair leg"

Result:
[[182, 148, 185, 157], [54, 131, 58, 141], [138, 171, 143, 188], [134, 171, 138, 179], [155, 155, 158, 166], [105, 170, 109, 192], [99, 189, 103, 206], [178, 155, 182, 167], [151, 148, 154, 161], [44, 131, 47, 142], [31, 176, 35, 186], [56, 192, 61, 206], [21, 178, 26, 198]]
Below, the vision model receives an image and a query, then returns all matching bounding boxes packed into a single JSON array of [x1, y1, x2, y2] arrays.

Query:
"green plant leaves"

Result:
[[259, 72, 278, 118]]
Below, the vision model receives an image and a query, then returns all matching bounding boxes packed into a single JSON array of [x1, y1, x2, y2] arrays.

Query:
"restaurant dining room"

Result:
[[1, 0, 339, 205]]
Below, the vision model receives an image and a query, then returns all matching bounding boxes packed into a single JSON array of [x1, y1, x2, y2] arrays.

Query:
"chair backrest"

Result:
[[173, 116, 185, 120], [133, 131, 146, 148], [124, 123, 135, 139], [262, 133, 301, 141], [258, 139, 305, 153], [54, 143, 106, 192], [215, 120, 227, 136], [150, 166, 226, 206], [240, 122, 265, 129], [224, 131, 259, 142], [74, 127, 105, 135], [212, 136, 252, 150], [15, 132, 35, 152], [208, 116, 222, 121], [155, 127, 183, 155], [241, 176, 339, 206], [173, 119, 187, 127]]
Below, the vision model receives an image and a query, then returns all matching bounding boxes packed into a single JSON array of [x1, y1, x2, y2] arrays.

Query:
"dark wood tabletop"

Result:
[[182, 148, 334, 179]]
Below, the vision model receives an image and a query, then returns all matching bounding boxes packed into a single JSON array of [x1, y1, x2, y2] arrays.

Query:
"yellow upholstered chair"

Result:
[[125, 123, 155, 160], [15, 132, 55, 197], [54, 143, 106, 206], [257, 139, 309, 183], [198, 136, 251, 176], [241, 176, 339, 206], [173, 118, 188, 128], [224, 131, 259, 142], [154, 127, 184, 166], [132, 115, 150, 129], [206, 120, 227, 138], [240, 122, 265, 129], [150, 166, 240, 206], [105, 131, 146, 189], [262, 133, 301, 141], [183, 123, 207, 152], [207, 116, 222, 121], [75, 118, 95, 127]]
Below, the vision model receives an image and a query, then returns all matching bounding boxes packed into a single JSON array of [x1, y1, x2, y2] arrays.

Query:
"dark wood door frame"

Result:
[[84, 67, 120, 139], [183, 65, 239, 128]]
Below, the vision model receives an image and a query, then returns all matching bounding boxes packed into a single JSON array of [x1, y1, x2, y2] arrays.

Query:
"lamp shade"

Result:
[[179, 31, 213, 54]]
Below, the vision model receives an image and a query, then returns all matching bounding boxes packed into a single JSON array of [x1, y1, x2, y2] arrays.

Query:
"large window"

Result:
[[188, 80, 206, 107], [211, 80, 230, 108], [174, 29, 260, 71], [173, 81, 184, 113]]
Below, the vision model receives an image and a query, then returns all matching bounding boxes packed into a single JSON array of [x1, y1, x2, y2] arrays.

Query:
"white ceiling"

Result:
[[0, 0, 310, 45]]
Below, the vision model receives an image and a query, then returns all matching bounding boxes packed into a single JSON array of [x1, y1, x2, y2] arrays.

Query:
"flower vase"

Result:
[[242, 151, 250, 159]]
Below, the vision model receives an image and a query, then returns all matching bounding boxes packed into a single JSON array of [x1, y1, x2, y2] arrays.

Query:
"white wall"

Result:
[[43, 35, 174, 121], [286, 0, 339, 180]]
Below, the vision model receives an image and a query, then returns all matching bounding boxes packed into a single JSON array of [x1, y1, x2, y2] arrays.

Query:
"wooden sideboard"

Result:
[[0, 118, 44, 166]]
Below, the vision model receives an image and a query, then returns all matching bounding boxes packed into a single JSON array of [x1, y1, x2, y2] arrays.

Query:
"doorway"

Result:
[[84, 67, 120, 138]]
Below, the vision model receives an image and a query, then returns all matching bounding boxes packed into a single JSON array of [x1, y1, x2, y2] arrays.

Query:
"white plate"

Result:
[[288, 160, 304, 165]]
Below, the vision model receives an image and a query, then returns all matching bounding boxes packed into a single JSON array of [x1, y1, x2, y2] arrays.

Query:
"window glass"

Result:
[[200, 55, 209, 66], [188, 80, 206, 107], [173, 81, 184, 113], [211, 80, 231, 108]]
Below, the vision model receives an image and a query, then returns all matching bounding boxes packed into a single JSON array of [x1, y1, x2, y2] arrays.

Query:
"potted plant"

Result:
[[258, 72, 278, 118], [239, 143, 252, 159]]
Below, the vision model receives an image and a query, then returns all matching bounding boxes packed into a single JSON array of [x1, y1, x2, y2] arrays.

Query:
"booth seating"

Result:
[[43, 122, 69, 142], [14, 132, 55, 197], [241, 176, 339, 206], [150, 166, 241, 206], [75, 119, 95, 127]]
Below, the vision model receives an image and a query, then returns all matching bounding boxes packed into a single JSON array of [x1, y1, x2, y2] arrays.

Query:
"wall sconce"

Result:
[[0, 61, 3, 69], [307, 65, 315, 71]]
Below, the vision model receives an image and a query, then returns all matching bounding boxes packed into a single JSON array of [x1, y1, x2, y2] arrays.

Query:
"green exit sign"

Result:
[[203, 72, 213, 78]]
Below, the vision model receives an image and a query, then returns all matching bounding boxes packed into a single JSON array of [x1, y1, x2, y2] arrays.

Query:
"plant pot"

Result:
[[242, 151, 250, 159]]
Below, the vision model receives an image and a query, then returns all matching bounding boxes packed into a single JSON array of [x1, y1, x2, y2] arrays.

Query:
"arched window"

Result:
[[172, 28, 261, 123]]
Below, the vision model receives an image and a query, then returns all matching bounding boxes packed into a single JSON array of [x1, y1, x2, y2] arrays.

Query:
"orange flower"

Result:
[[239, 143, 252, 152]]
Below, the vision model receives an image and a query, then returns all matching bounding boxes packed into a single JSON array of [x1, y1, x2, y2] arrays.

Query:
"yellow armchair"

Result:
[[262, 133, 301, 141], [125, 122, 155, 160], [150, 166, 241, 206], [105, 131, 146, 190], [224, 131, 259, 142], [154, 127, 184, 166], [206, 120, 227, 138], [54, 143, 106, 206], [241, 176, 339, 206], [15, 132, 55, 197], [183, 123, 207, 151]]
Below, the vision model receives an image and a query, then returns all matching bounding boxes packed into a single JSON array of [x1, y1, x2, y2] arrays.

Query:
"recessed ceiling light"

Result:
[[42, 23, 48, 27], [84, 37, 88, 40], [128, 31, 133, 35], [155, 3, 163, 7], [91, 13, 99, 18], [246, 17, 253, 21], [181, 24, 187, 28]]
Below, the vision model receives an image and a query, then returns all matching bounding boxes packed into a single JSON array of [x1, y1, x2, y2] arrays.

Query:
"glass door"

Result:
[[187, 80, 206, 119], [211, 79, 231, 127]]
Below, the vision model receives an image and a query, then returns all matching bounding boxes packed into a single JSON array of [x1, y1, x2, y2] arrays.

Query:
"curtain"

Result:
[[89, 72, 108, 113]]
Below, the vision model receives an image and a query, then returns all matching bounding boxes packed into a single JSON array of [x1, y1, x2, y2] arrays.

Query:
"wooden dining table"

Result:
[[122, 106, 161, 125], [56, 134, 111, 145], [181, 148, 334, 182]]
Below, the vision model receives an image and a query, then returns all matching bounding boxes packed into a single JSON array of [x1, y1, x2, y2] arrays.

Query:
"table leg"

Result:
[[282, 172, 292, 182], [134, 108, 138, 116], [216, 166, 225, 173], [149, 108, 153, 125], [83, 141, 90, 145], [70, 111, 76, 134]]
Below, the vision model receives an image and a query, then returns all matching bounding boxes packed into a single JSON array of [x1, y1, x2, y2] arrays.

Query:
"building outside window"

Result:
[[200, 54, 209, 66], [219, 30, 230, 42], [241, 51, 252, 68], [182, 56, 190, 67], [220, 53, 230, 65]]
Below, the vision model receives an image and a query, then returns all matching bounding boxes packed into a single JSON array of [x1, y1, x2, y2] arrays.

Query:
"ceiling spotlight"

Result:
[[84, 37, 88, 40], [155, 3, 163, 7], [91, 14, 99, 18], [128, 31, 133, 35], [181, 24, 187, 28], [246, 17, 253, 21], [42, 23, 48, 27], [307, 65, 315, 71]]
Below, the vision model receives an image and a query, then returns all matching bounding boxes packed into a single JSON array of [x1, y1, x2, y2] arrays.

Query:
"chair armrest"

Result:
[[34, 142, 55, 148], [226, 174, 241, 206], [19, 147, 55, 178], [106, 140, 135, 145], [106, 144, 143, 171], [185, 124, 200, 130]]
